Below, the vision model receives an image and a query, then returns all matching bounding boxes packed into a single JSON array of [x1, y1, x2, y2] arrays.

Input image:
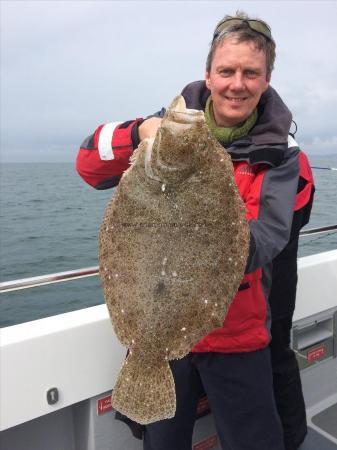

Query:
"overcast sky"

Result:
[[1, 0, 337, 162]]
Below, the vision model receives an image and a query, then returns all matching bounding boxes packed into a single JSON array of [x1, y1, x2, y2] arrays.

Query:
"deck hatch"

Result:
[[292, 311, 337, 370], [311, 403, 337, 440]]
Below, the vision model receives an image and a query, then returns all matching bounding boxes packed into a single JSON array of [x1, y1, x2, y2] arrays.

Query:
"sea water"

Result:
[[1, 157, 337, 327]]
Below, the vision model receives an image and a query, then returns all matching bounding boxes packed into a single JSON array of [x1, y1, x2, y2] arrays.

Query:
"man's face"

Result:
[[205, 38, 270, 127]]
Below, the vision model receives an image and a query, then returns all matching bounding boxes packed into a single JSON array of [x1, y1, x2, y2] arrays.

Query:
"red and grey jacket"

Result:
[[76, 82, 314, 353]]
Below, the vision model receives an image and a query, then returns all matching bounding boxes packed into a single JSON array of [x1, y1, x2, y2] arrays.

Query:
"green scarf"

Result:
[[204, 96, 258, 145]]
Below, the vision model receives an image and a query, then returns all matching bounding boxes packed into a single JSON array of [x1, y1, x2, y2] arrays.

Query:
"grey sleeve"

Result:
[[245, 147, 300, 273]]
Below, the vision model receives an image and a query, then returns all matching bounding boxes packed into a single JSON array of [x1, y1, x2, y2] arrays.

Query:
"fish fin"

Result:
[[144, 138, 163, 182], [129, 140, 147, 166], [111, 352, 176, 425]]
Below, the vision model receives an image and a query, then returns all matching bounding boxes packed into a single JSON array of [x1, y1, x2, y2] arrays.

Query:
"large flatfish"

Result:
[[99, 95, 249, 424]]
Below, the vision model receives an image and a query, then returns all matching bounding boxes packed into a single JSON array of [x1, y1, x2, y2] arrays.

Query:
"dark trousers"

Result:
[[143, 349, 285, 450], [268, 206, 312, 450], [270, 316, 307, 450]]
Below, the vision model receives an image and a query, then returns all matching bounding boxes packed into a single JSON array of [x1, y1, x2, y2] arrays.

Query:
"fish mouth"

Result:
[[166, 95, 204, 124], [168, 95, 187, 113]]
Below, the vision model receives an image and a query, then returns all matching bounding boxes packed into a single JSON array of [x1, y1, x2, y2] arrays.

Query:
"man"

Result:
[[77, 11, 314, 450]]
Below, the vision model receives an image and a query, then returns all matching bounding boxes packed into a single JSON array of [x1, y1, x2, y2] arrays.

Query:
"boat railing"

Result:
[[0, 267, 99, 293], [1, 224, 337, 294]]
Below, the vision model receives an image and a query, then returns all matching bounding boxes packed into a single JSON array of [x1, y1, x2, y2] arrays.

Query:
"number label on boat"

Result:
[[97, 395, 114, 415], [307, 345, 326, 362]]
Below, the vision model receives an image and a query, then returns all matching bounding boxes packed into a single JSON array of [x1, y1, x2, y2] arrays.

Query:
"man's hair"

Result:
[[206, 10, 276, 78]]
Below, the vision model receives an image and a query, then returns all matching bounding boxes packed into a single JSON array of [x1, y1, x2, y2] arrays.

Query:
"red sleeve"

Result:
[[294, 150, 315, 211], [76, 118, 143, 189]]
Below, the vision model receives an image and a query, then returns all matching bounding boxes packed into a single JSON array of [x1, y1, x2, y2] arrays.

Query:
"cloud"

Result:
[[1, 1, 337, 162], [299, 136, 337, 156]]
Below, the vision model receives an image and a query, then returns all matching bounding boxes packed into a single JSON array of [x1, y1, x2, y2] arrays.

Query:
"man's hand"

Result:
[[138, 117, 162, 141]]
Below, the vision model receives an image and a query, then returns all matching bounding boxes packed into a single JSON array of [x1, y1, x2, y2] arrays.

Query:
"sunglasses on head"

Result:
[[212, 17, 274, 43]]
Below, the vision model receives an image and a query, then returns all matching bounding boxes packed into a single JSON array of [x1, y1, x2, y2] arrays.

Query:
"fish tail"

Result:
[[111, 352, 176, 425]]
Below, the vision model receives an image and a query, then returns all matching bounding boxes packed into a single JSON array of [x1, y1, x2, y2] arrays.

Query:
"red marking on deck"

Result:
[[196, 396, 210, 415], [193, 434, 218, 450]]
